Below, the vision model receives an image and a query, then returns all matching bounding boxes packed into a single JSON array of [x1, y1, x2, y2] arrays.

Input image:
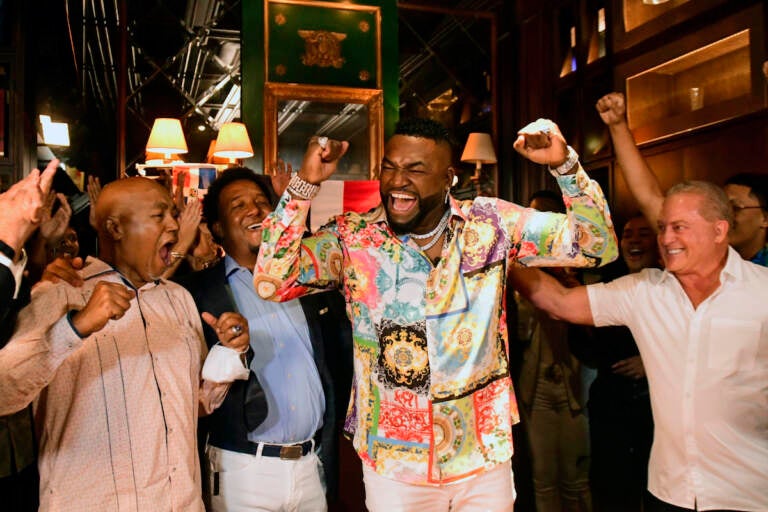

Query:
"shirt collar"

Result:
[[224, 254, 250, 278], [80, 256, 163, 290]]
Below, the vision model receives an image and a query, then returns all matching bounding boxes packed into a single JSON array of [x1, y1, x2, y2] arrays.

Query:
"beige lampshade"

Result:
[[213, 122, 254, 159], [461, 133, 497, 165], [146, 118, 188, 157]]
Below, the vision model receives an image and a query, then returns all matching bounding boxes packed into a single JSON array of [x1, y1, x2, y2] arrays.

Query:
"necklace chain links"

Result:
[[408, 209, 451, 240], [408, 209, 451, 251]]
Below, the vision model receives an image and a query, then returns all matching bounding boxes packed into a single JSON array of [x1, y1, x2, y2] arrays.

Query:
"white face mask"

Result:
[[202, 344, 250, 383]]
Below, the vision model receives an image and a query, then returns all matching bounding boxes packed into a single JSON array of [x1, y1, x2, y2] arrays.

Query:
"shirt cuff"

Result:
[[554, 165, 586, 197], [66, 310, 86, 338], [0, 249, 27, 299]]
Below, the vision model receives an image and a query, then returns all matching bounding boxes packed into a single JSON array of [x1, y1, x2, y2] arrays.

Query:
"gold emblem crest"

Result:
[[298, 30, 347, 69]]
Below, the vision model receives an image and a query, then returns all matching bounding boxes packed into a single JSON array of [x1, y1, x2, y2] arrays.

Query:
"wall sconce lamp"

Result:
[[146, 118, 188, 162], [642, 0, 670, 4], [461, 133, 497, 196], [213, 122, 254, 164]]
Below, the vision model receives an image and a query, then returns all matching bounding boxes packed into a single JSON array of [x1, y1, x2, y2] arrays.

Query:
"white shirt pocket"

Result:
[[706, 318, 760, 375]]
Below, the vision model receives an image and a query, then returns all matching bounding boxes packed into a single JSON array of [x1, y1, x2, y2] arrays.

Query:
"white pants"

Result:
[[363, 460, 516, 512], [206, 445, 327, 512]]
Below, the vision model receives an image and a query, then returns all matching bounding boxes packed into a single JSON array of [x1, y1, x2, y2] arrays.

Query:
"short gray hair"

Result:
[[666, 180, 732, 227]]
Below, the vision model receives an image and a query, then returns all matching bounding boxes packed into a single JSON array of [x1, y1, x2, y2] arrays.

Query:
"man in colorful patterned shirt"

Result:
[[254, 118, 618, 511]]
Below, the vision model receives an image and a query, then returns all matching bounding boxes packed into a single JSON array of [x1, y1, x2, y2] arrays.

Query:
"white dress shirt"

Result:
[[587, 247, 768, 511], [0, 248, 27, 298]]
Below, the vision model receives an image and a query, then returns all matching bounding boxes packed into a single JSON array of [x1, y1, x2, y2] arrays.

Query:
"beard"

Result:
[[384, 188, 446, 235]]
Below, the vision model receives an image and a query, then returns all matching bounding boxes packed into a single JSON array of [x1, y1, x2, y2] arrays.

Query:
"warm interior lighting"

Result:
[[461, 133, 497, 195], [642, 0, 671, 4], [39, 115, 70, 147], [213, 122, 254, 163], [146, 118, 188, 161]]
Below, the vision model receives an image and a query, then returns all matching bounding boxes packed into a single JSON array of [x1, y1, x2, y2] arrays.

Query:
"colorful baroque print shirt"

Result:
[[254, 167, 618, 485]]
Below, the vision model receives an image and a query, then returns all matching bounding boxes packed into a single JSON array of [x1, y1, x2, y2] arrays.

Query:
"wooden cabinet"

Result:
[[510, 0, 768, 220], [616, 3, 766, 145]]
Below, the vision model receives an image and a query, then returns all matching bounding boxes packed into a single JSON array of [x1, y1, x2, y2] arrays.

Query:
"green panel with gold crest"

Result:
[[267, 1, 380, 88]]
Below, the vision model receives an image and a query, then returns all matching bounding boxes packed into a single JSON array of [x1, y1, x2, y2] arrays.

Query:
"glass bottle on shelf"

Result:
[[560, 26, 578, 77], [587, 7, 607, 64]]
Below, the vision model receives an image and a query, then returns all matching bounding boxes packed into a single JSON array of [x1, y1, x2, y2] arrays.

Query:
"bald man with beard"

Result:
[[0, 178, 250, 511]]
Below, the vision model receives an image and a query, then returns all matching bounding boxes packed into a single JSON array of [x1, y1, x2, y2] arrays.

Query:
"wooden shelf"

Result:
[[617, 4, 766, 144]]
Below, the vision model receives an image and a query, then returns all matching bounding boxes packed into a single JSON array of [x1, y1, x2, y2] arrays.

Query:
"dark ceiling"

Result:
[[31, 0, 503, 180]]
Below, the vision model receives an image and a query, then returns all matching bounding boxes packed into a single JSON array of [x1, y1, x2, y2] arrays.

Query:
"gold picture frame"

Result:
[[263, 82, 384, 180]]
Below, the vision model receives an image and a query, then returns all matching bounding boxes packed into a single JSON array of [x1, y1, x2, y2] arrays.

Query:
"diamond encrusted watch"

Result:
[[287, 174, 320, 200], [548, 145, 579, 176]]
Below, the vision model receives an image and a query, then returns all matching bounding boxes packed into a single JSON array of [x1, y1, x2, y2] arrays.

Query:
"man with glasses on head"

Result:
[[253, 118, 618, 511]]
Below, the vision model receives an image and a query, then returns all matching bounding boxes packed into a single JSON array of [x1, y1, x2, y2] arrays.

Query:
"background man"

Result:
[[0, 177, 247, 511], [0, 160, 59, 512], [511, 181, 768, 512], [596, 92, 768, 265], [176, 168, 353, 512], [254, 118, 617, 511]]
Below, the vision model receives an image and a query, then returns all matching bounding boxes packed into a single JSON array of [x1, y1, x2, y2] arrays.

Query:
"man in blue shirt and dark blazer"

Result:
[[176, 168, 353, 511]]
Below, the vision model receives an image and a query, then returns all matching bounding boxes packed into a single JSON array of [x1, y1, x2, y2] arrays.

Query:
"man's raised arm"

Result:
[[596, 92, 663, 229]]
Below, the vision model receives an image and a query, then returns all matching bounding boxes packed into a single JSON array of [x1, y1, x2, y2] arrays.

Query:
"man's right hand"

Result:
[[70, 281, 134, 337], [297, 137, 349, 185], [596, 92, 628, 126], [42, 256, 84, 287]]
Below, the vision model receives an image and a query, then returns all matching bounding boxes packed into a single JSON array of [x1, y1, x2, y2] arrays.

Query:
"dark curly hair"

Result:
[[393, 118, 455, 147], [202, 167, 278, 243]]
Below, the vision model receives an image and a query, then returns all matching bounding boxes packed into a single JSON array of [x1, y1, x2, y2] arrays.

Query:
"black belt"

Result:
[[258, 440, 314, 460], [212, 438, 314, 460]]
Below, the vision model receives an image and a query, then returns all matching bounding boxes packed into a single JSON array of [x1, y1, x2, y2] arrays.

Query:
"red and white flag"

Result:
[[310, 180, 381, 232]]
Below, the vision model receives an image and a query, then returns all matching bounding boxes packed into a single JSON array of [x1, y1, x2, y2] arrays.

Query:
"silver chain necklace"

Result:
[[408, 209, 451, 239], [408, 209, 451, 251]]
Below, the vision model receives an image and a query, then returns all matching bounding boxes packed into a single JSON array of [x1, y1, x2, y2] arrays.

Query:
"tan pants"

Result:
[[362, 460, 515, 512]]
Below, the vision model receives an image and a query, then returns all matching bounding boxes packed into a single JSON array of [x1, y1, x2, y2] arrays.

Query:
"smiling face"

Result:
[[724, 183, 768, 258], [657, 192, 728, 276], [212, 179, 273, 268], [379, 134, 453, 235], [621, 216, 659, 273], [111, 183, 179, 287]]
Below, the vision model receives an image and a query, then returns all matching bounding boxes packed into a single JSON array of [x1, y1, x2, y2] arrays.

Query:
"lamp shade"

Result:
[[461, 133, 497, 164], [213, 122, 254, 159], [146, 118, 188, 156]]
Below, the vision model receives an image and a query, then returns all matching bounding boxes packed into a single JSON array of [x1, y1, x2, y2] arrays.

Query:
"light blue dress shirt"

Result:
[[224, 256, 324, 444]]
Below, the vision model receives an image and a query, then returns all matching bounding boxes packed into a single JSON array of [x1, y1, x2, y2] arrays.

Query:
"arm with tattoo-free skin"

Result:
[[596, 92, 664, 229], [508, 265, 595, 325]]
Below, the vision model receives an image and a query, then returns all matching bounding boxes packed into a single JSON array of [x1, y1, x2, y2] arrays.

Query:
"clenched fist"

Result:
[[70, 281, 134, 337]]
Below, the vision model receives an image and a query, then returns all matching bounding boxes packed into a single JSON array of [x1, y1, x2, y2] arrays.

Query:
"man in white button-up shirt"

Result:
[[511, 180, 768, 512]]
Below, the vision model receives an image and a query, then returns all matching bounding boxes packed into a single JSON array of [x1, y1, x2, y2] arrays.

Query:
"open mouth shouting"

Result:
[[159, 237, 179, 267]]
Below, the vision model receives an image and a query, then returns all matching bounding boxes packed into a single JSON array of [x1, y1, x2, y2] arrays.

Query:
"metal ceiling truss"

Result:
[[79, 0, 243, 168]]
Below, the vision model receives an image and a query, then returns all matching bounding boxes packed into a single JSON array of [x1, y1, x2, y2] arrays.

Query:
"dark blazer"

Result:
[[176, 260, 353, 500]]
